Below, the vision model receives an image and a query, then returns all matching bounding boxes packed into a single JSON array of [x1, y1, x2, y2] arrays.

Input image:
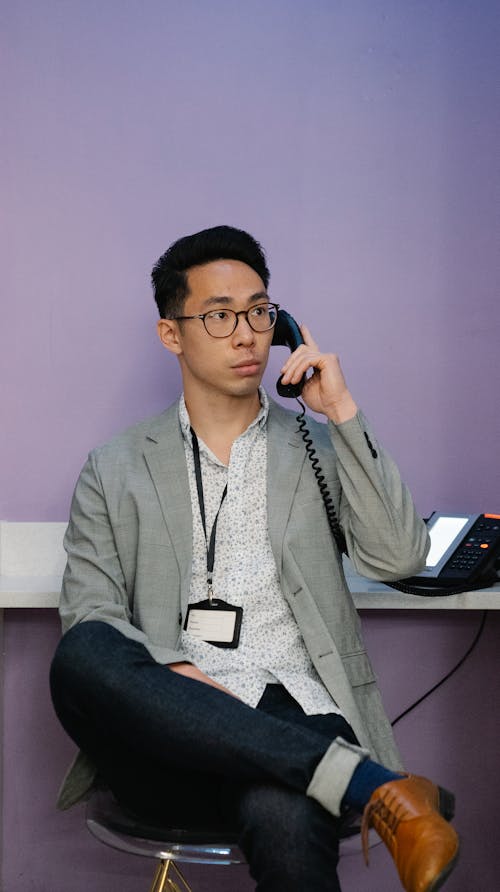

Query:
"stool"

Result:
[[86, 788, 375, 891], [86, 788, 244, 892]]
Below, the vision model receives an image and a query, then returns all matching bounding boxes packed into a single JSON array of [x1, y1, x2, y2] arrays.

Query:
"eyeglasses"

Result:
[[171, 302, 280, 338]]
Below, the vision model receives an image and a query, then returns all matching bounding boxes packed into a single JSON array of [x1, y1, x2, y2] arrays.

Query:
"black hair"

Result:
[[151, 225, 270, 318]]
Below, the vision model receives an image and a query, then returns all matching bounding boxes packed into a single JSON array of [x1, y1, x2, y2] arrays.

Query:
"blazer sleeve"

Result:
[[59, 451, 187, 665], [328, 410, 430, 580]]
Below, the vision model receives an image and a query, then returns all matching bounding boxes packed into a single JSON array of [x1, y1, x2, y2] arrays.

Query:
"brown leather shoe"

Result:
[[361, 775, 460, 892]]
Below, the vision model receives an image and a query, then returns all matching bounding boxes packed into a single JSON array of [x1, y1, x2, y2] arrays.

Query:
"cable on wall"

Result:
[[390, 611, 488, 727]]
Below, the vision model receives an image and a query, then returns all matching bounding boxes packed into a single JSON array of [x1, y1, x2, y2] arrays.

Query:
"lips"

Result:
[[232, 358, 261, 375]]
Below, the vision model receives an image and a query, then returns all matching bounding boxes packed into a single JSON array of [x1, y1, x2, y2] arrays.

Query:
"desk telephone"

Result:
[[402, 513, 500, 590], [272, 309, 500, 596]]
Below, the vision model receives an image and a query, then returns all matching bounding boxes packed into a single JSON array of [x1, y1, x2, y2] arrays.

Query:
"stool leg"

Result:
[[150, 860, 170, 892], [150, 859, 194, 892], [167, 862, 194, 892]]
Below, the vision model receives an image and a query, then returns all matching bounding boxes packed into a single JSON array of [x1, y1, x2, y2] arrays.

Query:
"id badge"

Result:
[[184, 599, 243, 648]]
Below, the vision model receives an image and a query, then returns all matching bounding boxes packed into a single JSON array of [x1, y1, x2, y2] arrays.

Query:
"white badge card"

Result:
[[184, 600, 243, 648]]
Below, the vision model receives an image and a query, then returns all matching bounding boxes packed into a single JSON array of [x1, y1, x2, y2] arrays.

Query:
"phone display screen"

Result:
[[426, 516, 470, 567]]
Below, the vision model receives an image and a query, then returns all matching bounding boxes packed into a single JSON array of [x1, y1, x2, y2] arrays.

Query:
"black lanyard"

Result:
[[190, 428, 227, 603]]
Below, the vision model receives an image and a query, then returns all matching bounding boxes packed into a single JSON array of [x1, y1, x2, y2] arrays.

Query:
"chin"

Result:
[[226, 378, 263, 398], [230, 384, 261, 399]]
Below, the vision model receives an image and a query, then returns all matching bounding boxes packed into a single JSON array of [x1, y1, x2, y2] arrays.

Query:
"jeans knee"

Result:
[[50, 621, 118, 700]]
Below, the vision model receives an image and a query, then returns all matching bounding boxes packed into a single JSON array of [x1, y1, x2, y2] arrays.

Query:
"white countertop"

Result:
[[1, 571, 499, 610], [1, 522, 498, 610]]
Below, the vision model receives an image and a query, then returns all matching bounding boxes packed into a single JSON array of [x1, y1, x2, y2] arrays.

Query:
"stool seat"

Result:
[[86, 788, 244, 890]]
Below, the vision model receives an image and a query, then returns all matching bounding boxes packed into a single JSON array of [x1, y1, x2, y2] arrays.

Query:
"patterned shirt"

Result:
[[178, 389, 341, 716]]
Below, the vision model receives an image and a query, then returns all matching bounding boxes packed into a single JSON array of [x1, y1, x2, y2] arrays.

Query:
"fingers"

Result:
[[169, 663, 240, 698], [280, 328, 329, 385], [280, 350, 317, 385]]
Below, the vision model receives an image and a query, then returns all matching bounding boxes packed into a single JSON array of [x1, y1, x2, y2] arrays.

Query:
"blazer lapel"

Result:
[[267, 400, 306, 571], [142, 403, 193, 599]]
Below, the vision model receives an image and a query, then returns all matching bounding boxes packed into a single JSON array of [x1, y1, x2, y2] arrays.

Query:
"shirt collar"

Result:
[[179, 387, 269, 448]]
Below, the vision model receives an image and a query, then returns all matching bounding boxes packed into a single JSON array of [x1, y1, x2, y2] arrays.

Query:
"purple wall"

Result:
[[2, 2, 500, 890]]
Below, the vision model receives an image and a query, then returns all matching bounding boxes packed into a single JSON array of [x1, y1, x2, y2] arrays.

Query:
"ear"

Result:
[[157, 318, 183, 355]]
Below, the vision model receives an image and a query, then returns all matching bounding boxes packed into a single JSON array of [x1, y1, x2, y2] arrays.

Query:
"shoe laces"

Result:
[[361, 788, 408, 865]]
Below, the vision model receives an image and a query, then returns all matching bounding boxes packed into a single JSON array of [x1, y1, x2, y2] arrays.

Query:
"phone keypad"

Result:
[[445, 517, 500, 576]]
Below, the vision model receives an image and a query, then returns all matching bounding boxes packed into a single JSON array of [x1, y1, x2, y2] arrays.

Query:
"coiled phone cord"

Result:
[[295, 400, 496, 598], [295, 402, 347, 555]]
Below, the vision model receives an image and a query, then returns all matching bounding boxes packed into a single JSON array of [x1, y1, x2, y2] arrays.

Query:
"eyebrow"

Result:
[[201, 291, 269, 309]]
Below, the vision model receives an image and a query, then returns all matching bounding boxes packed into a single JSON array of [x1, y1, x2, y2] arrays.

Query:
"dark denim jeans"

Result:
[[50, 621, 359, 891]]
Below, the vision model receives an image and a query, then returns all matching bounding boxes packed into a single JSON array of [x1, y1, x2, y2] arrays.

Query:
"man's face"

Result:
[[159, 259, 274, 401]]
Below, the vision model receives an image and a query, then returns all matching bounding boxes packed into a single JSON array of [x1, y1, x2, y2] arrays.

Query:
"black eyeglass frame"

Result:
[[170, 302, 281, 338]]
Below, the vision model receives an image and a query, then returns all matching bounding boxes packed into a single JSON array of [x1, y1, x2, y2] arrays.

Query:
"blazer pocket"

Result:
[[341, 650, 376, 688]]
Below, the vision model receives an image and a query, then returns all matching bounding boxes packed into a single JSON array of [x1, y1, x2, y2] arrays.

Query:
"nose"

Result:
[[232, 311, 256, 346]]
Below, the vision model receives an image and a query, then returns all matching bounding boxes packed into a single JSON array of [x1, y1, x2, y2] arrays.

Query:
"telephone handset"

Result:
[[272, 309, 306, 398]]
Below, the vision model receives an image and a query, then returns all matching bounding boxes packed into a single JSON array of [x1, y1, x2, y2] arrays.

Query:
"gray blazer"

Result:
[[57, 396, 429, 808]]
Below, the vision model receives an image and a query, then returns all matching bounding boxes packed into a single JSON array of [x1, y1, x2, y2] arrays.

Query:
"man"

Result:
[[50, 225, 459, 891]]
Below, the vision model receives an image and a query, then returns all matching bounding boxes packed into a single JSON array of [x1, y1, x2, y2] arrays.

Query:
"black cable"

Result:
[[295, 400, 347, 554], [390, 610, 488, 726], [384, 576, 491, 598]]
